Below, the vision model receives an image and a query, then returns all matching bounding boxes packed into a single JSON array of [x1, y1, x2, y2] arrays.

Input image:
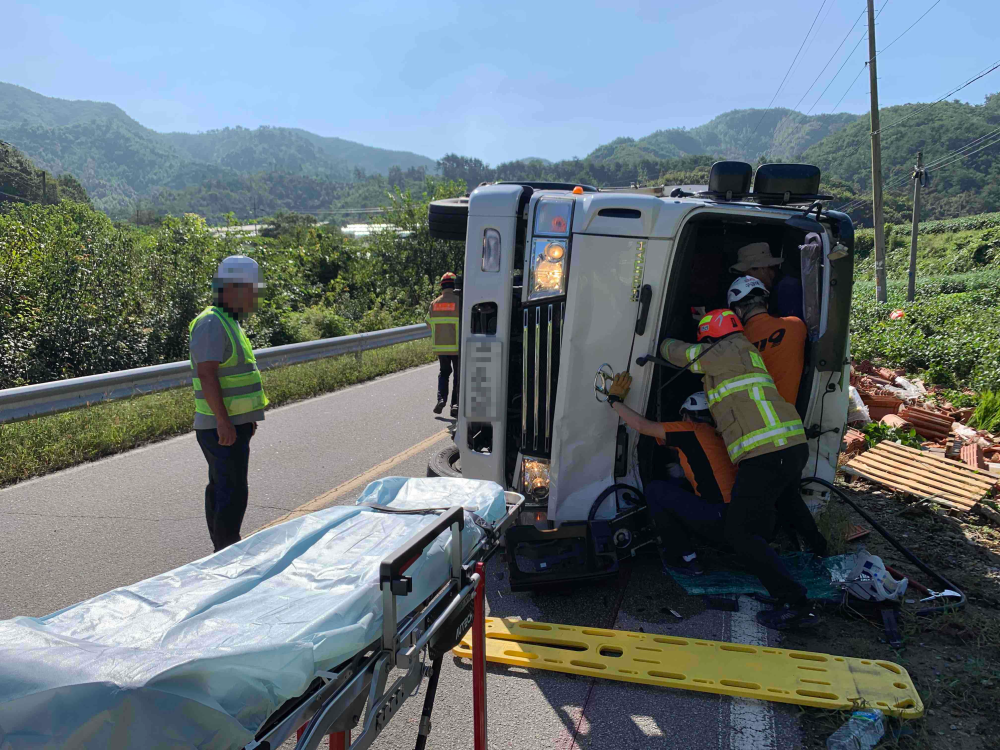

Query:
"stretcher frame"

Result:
[[246, 492, 524, 750]]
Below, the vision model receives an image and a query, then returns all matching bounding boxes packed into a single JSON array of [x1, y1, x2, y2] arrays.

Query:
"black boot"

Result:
[[433, 400, 446, 414]]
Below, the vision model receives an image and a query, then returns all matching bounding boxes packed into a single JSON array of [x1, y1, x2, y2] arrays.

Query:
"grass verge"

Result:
[[0, 340, 434, 488]]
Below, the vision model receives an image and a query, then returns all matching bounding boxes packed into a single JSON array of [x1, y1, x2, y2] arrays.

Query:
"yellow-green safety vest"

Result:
[[190, 306, 269, 418], [427, 289, 460, 354]]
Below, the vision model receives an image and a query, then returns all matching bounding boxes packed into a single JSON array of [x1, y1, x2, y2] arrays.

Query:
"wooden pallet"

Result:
[[842, 441, 996, 513]]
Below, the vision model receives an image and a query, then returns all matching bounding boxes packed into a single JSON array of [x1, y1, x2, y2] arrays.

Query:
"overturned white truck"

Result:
[[427, 162, 854, 589]]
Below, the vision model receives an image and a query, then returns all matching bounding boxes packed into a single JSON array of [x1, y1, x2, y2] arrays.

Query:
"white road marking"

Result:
[[724, 596, 778, 750]]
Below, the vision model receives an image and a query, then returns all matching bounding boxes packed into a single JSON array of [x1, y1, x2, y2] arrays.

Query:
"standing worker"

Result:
[[727, 276, 807, 406], [189, 256, 269, 552], [428, 272, 460, 418], [729, 242, 803, 319], [658, 309, 828, 630]]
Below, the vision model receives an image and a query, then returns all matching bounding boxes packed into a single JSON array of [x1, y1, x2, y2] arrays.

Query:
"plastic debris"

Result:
[[826, 709, 885, 749]]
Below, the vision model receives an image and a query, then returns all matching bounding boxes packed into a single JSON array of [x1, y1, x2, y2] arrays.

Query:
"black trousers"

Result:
[[724, 442, 823, 605], [645, 479, 726, 559], [437, 354, 459, 405], [196, 423, 254, 552]]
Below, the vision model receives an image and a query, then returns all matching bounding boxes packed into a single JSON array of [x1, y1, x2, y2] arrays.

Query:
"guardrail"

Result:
[[0, 324, 430, 425]]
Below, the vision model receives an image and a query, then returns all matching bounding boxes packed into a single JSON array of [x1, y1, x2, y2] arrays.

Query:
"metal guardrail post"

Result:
[[0, 325, 430, 425]]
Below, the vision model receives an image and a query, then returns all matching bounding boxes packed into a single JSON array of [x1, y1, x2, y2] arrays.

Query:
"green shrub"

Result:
[[861, 422, 924, 449], [968, 391, 1000, 433], [276, 305, 353, 344]]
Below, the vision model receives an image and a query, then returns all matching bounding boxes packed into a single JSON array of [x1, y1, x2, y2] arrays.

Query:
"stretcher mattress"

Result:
[[0, 476, 505, 750]]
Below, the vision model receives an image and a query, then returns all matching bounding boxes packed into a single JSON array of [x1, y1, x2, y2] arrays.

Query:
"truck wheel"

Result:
[[427, 444, 462, 478], [428, 197, 469, 241]]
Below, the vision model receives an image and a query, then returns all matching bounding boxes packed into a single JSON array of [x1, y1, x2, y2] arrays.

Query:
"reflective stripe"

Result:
[[751, 385, 779, 427], [193, 383, 266, 400], [189, 306, 268, 417], [685, 345, 704, 373], [749, 350, 766, 372], [707, 374, 776, 404], [430, 316, 459, 353], [727, 421, 805, 462]]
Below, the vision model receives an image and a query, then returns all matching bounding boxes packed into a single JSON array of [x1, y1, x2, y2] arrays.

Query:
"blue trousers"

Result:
[[645, 479, 726, 559], [437, 355, 459, 405], [196, 423, 254, 552]]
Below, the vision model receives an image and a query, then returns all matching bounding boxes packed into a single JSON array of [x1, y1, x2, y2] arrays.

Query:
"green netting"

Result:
[[668, 552, 856, 601]]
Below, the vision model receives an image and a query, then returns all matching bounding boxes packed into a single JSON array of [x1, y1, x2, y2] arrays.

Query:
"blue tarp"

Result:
[[0, 477, 505, 750], [666, 552, 858, 601]]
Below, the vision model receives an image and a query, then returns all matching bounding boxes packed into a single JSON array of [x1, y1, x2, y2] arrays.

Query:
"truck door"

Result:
[[548, 231, 672, 522]]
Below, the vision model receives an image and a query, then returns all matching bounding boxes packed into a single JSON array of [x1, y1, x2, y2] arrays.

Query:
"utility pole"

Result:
[[907, 151, 924, 302], [867, 0, 887, 303], [41, 171, 46, 203]]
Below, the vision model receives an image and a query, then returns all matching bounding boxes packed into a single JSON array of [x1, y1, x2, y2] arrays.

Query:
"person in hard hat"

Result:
[[727, 276, 806, 406], [189, 256, 269, 552], [656, 309, 828, 630], [428, 272, 460, 418], [730, 242, 803, 319], [605, 385, 736, 576]]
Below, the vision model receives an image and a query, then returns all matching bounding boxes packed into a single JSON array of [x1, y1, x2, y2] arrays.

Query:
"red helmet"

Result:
[[696, 309, 744, 341], [440, 272, 457, 286]]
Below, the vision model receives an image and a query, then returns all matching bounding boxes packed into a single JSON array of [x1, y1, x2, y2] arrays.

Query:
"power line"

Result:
[[786, 0, 838, 104], [875, 0, 941, 57], [793, 5, 868, 114], [740, 0, 829, 155], [836, 125, 1000, 214], [924, 124, 1000, 169], [876, 58, 1000, 135], [830, 64, 870, 113], [930, 132, 1000, 172], [0, 189, 39, 204], [807, 1, 889, 115]]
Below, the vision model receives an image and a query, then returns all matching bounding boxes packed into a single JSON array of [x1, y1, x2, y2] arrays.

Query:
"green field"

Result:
[[851, 214, 1000, 394]]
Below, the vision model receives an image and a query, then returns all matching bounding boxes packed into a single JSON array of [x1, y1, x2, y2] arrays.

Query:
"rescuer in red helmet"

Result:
[[428, 273, 460, 418], [649, 308, 828, 630]]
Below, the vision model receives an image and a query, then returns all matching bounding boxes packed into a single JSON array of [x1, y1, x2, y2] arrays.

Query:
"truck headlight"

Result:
[[521, 457, 551, 500], [528, 240, 567, 300], [527, 198, 573, 301]]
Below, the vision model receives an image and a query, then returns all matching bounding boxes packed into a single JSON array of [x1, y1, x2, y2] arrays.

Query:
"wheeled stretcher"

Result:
[[0, 477, 523, 750]]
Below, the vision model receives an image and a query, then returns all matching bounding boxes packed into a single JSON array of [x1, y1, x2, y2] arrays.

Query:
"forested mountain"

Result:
[[588, 108, 861, 164], [0, 82, 436, 215], [0, 140, 89, 205], [4, 79, 1000, 229], [805, 95, 1000, 223]]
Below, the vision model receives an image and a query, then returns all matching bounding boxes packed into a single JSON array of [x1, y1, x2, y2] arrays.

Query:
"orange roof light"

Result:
[[572, 186, 584, 194]]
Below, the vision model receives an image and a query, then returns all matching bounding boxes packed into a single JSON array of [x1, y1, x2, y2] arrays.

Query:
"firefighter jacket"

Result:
[[427, 289, 460, 354], [660, 333, 806, 465]]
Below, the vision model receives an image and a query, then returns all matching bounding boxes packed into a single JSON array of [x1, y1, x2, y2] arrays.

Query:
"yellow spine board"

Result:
[[454, 618, 922, 719]]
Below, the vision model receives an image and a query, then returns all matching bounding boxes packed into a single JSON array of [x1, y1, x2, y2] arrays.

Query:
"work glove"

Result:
[[607, 372, 631, 406]]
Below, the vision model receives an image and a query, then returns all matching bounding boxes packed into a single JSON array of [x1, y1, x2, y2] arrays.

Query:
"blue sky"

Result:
[[2, 0, 997, 163]]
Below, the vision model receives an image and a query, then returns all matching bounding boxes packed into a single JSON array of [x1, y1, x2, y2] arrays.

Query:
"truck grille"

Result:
[[521, 301, 564, 455]]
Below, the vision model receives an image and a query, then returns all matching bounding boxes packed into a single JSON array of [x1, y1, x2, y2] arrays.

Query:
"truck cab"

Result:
[[429, 162, 853, 541]]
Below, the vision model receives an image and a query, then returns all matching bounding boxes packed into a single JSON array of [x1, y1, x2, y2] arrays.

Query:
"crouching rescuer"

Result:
[[189, 256, 269, 552], [428, 272, 460, 418], [605, 384, 733, 578], [656, 309, 827, 630]]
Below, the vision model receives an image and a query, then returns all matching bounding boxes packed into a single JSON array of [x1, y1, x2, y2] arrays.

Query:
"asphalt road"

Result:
[[1, 362, 804, 749]]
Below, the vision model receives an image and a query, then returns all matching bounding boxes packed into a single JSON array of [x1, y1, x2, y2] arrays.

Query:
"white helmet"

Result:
[[842, 552, 909, 603], [216, 256, 265, 289], [727, 276, 769, 306], [679, 391, 710, 414]]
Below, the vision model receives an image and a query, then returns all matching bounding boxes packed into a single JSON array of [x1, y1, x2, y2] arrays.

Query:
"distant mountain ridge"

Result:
[[0, 82, 437, 214], [587, 108, 862, 163]]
